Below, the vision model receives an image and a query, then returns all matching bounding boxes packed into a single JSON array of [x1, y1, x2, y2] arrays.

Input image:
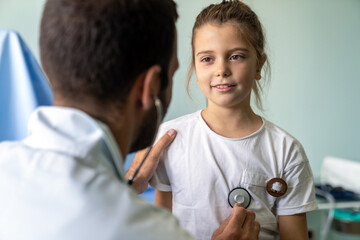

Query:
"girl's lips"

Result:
[[212, 84, 236, 92]]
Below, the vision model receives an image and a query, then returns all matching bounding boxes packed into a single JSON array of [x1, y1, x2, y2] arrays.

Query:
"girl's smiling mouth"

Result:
[[212, 84, 236, 92]]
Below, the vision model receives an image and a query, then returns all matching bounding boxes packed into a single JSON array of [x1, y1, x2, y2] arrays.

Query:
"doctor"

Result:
[[0, 0, 260, 239]]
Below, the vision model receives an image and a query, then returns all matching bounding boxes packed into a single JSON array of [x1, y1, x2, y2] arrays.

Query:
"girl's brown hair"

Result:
[[187, 0, 269, 110]]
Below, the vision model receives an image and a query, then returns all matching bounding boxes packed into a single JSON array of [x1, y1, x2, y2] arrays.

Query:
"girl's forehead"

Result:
[[198, 21, 242, 31], [193, 22, 252, 50]]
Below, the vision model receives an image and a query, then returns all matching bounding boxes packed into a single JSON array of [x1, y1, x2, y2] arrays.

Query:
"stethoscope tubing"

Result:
[[127, 97, 163, 185]]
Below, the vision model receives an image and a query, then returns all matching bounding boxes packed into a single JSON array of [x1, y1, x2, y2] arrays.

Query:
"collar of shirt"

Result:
[[23, 106, 126, 181]]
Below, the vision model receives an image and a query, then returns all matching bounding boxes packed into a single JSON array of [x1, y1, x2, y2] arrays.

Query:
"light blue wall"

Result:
[[0, 0, 45, 60], [1, 0, 359, 178]]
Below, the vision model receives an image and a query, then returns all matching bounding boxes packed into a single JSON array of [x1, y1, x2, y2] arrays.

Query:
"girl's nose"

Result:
[[215, 60, 231, 77]]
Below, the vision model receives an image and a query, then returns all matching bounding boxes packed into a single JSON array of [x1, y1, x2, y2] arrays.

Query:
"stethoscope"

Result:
[[127, 97, 163, 186], [228, 178, 288, 208]]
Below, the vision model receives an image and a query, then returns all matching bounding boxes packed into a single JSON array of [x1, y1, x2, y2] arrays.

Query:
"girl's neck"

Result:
[[201, 102, 263, 138]]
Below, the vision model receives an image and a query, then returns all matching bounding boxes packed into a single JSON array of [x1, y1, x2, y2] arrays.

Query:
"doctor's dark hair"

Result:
[[40, 0, 178, 104], [187, 0, 269, 110]]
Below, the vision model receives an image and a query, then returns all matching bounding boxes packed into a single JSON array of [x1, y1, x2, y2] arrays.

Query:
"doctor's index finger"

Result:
[[226, 204, 248, 230], [151, 129, 177, 157], [241, 210, 259, 240], [241, 208, 257, 229]]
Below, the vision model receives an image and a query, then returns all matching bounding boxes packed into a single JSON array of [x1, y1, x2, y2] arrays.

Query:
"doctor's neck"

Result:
[[53, 93, 133, 158]]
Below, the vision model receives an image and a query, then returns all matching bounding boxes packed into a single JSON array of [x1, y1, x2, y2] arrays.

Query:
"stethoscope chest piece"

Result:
[[228, 187, 252, 208], [266, 178, 287, 197]]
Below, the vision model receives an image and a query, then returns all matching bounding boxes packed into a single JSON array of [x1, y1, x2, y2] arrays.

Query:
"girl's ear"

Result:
[[256, 54, 267, 80]]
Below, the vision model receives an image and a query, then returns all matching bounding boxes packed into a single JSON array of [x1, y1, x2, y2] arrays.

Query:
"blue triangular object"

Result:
[[0, 29, 53, 141]]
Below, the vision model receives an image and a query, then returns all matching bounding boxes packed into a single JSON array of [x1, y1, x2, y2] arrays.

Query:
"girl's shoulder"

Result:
[[262, 118, 308, 167], [156, 110, 203, 140], [262, 118, 305, 152], [263, 119, 300, 142], [160, 110, 202, 129]]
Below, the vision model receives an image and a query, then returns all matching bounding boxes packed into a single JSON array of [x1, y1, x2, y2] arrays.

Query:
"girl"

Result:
[[150, 1, 317, 239]]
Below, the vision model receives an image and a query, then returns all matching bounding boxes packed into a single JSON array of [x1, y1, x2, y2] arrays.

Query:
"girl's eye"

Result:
[[230, 55, 243, 60], [201, 57, 213, 63]]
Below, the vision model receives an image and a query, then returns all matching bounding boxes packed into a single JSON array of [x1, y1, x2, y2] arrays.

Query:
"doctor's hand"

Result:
[[212, 204, 260, 240], [125, 129, 177, 194]]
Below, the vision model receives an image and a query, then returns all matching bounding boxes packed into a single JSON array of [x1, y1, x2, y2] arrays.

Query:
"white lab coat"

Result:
[[0, 106, 193, 240]]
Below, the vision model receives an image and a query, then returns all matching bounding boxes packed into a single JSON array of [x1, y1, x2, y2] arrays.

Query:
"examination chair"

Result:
[[0, 29, 53, 141]]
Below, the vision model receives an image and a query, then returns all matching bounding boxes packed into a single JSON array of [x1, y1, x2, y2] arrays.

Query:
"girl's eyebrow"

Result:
[[228, 47, 249, 53], [196, 48, 250, 57], [196, 50, 214, 57]]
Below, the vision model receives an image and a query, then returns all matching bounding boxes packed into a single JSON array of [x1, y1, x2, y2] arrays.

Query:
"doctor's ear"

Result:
[[139, 64, 162, 110]]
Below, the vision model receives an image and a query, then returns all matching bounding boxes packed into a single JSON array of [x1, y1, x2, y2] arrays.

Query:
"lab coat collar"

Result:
[[24, 106, 126, 181]]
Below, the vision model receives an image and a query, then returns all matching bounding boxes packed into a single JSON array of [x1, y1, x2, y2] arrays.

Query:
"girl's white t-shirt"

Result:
[[150, 110, 317, 240]]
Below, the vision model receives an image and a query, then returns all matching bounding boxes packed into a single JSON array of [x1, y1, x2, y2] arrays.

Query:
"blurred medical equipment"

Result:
[[316, 156, 360, 240], [127, 97, 163, 186], [0, 29, 53, 141], [321, 157, 360, 194]]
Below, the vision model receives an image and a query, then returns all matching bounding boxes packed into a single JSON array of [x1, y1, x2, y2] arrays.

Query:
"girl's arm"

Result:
[[278, 213, 308, 240], [154, 190, 172, 211]]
